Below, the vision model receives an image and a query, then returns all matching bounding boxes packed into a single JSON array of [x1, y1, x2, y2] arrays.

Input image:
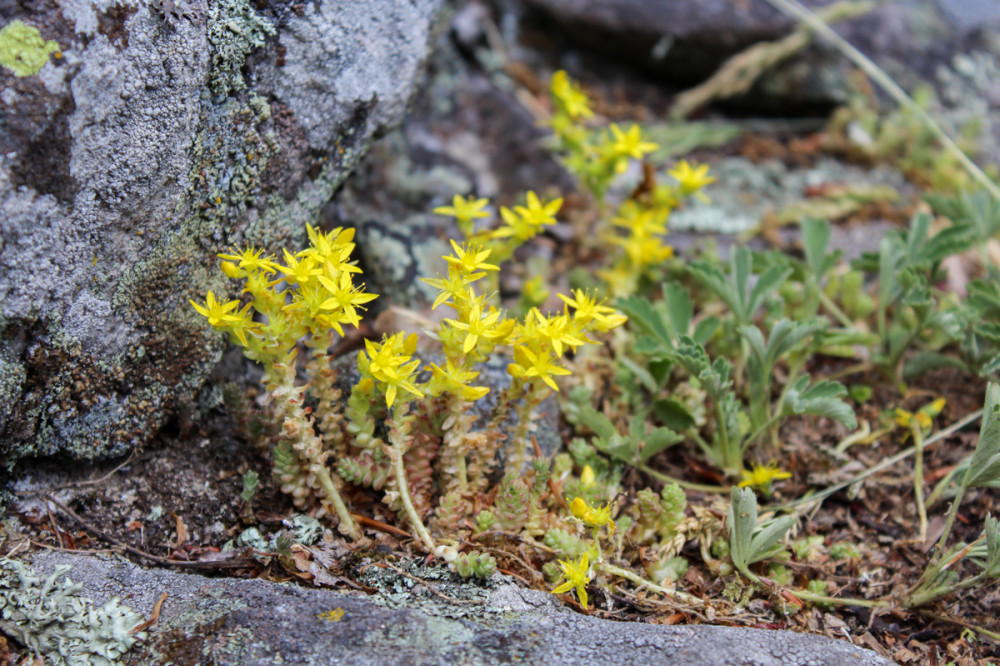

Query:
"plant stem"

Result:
[[911, 423, 928, 542], [637, 463, 729, 494], [315, 467, 359, 540], [933, 484, 968, 554], [388, 409, 436, 552], [817, 290, 857, 329], [599, 563, 705, 606], [770, 409, 984, 512], [788, 588, 888, 608]]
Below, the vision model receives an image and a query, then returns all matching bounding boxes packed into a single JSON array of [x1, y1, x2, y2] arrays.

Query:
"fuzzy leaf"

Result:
[[576, 406, 618, 444], [783, 377, 857, 429], [801, 218, 839, 280], [663, 282, 694, 339], [747, 265, 794, 322], [688, 260, 742, 321], [618, 294, 672, 353], [729, 487, 795, 576], [652, 399, 697, 431], [640, 427, 684, 463], [963, 383, 1000, 489], [903, 351, 969, 380]]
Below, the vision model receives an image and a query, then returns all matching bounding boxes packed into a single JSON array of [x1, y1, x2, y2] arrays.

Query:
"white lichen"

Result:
[[0, 558, 146, 665]]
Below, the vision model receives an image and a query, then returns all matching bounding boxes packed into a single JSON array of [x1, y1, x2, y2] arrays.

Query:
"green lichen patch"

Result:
[[207, 0, 275, 98], [0, 20, 60, 77], [0, 558, 145, 665]]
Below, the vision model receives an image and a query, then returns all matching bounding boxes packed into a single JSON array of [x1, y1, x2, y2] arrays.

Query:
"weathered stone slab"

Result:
[[18, 552, 894, 666]]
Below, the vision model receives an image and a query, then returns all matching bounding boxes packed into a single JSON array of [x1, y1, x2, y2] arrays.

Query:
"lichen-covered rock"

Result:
[[0, 0, 444, 461], [520, 0, 1000, 109], [0, 557, 146, 665], [25, 551, 895, 666]]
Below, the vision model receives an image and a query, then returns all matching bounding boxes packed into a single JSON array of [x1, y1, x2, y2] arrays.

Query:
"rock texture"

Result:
[[0, 0, 444, 461], [520, 0, 1000, 109], [21, 552, 894, 666]]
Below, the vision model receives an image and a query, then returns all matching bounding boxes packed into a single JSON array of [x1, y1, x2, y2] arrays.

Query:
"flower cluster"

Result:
[[547, 71, 715, 296], [191, 225, 376, 363]]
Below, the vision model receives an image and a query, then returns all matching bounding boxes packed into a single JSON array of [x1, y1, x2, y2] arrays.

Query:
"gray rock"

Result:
[[24, 551, 894, 666], [0, 0, 444, 461], [519, 0, 1000, 109]]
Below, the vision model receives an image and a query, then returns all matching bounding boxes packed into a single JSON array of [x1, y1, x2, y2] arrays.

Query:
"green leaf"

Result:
[[689, 260, 742, 321], [653, 399, 697, 431], [729, 487, 795, 578], [964, 383, 1000, 489], [692, 316, 720, 345], [593, 434, 636, 466], [618, 294, 672, 352], [663, 282, 693, 339], [747, 265, 794, 320], [640, 427, 684, 463], [903, 351, 969, 380], [801, 218, 839, 280], [576, 406, 618, 443], [729, 487, 757, 573], [783, 377, 858, 429]]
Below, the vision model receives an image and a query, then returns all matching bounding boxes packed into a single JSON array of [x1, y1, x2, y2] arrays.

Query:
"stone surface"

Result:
[[0, 0, 444, 461], [518, 0, 1000, 109], [21, 552, 894, 666]]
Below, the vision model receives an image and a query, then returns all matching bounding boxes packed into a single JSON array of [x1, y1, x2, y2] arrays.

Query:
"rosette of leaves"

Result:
[[728, 487, 796, 584]]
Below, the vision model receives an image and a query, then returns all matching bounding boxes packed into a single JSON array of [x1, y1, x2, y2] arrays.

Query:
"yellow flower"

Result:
[[434, 195, 491, 234], [443, 239, 499, 275], [509, 191, 562, 230], [363, 334, 425, 408], [609, 123, 658, 168], [668, 160, 715, 199], [509, 346, 571, 391], [218, 246, 275, 275], [426, 359, 490, 402], [550, 70, 593, 120], [894, 398, 946, 436], [738, 462, 792, 494], [568, 496, 615, 534], [531, 309, 587, 356], [551, 552, 591, 609], [273, 248, 322, 287], [580, 464, 596, 489], [558, 290, 627, 332], [444, 295, 513, 354], [190, 291, 241, 328]]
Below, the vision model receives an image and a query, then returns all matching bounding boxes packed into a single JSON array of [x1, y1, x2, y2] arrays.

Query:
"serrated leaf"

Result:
[[964, 383, 1000, 489], [783, 377, 857, 429], [747, 265, 794, 320], [903, 351, 969, 380], [576, 406, 618, 443], [692, 315, 720, 345], [653, 398, 696, 431], [689, 260, 742, 321], [618, 295, 672, 351], [663, 282, 693, 339], [922, 223, 974, 265], [593, 434, 636, 465], [640, 427, 684, 463]]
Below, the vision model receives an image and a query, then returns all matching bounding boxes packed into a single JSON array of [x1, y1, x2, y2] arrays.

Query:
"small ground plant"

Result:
[[190, 68, 1000, 652]]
